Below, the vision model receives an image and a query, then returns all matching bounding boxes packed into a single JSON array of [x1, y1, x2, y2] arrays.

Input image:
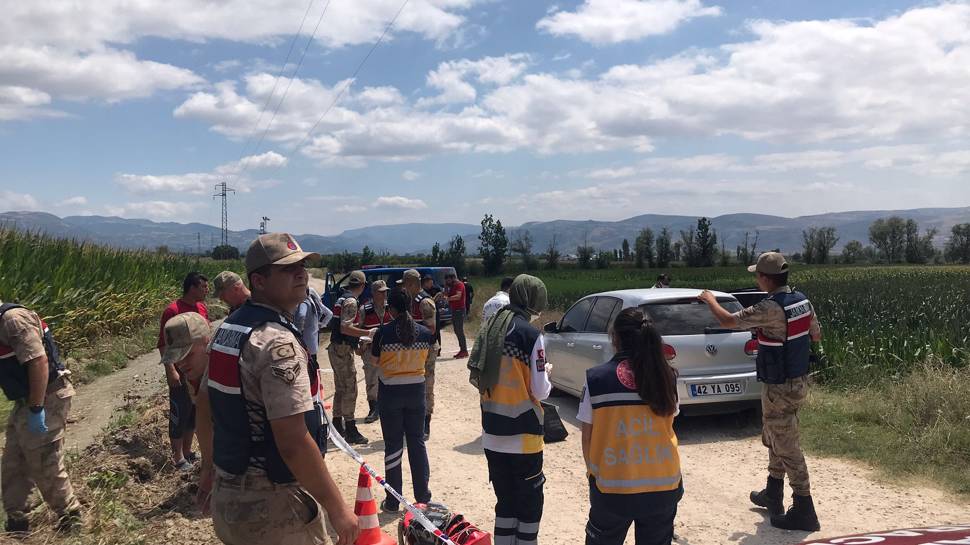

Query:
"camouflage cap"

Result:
[[347, 270, 366, 286], [396, 269, 421, 285], [245, 233, 320, 274], [372, 279, 389, 292], [748, 251, 789, 275], [212, 271, 242, 297], [160, 312, 211, 366]]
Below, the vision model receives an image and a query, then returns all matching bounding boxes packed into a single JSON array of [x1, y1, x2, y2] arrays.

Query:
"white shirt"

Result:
[[481, 291, 510, 322]]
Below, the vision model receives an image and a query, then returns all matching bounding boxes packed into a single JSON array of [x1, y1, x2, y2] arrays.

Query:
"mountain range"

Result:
[[2, 207, 968, 256]]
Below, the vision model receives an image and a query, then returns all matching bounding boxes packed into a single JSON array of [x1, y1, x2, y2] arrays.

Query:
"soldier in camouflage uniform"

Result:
[[699, 252, 822, 532], [398, 270, 438, 440], [0, 301, 81, 535]]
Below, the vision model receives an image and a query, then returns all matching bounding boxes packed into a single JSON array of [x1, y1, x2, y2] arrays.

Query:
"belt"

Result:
[[215, 468, 298, 492]]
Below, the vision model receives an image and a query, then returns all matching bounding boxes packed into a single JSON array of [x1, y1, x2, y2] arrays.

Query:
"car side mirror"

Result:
[[543, 321, 559, 333]]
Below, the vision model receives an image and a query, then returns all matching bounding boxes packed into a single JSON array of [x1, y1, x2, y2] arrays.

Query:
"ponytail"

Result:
[[611, 307, 678, 417], [388, 289, 416, 346]]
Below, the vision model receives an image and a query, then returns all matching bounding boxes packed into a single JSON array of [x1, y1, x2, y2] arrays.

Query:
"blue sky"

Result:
[[1, 0, 969, 235]]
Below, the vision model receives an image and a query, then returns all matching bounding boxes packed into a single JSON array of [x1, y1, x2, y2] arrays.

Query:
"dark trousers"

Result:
[[168, 381, 195, 440], [378, 382, 430, 509], [485, 450, 544, 545], [585, 477, 683, 545], [451, 309, 467, 352]]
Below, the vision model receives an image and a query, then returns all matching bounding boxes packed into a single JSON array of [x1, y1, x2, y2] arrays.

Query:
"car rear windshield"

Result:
[[640, 299, 744, 336]]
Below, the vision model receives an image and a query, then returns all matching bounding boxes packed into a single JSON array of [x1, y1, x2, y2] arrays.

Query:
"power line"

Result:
[[234, 0, 317, 165]]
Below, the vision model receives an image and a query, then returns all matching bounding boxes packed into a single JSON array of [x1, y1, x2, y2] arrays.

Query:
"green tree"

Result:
[[621, 239, 631, 261], [802, 226, 839, 264], [869, 216, 907, 263], [446, 234, 467, 276], [360, 245, 376, 265], [736, 231, 759, 266], [576, 244, 595, 269], [945, 223, 970, 263], [212, 244, 240, 260], [634, 228, 654, 269], [510, 230, 537, 270], [656, 227, 673, 268], [841, 240, 865, 264], [595, 251, 612, 269], [478, 214, 508, 275], [903, 219, 937, 264], [544, 234, 561, 270], [695, 217, 717, 267]]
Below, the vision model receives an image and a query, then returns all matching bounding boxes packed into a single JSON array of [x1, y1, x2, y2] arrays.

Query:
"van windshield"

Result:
[[641, 299, 743, 336]]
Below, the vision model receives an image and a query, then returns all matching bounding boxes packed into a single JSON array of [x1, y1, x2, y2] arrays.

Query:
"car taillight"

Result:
[[663, 344, 677, 361], [744, 339, 759, 357]]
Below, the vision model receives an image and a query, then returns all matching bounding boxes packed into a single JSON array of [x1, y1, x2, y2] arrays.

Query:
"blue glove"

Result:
[[27, 408, 48, 435]]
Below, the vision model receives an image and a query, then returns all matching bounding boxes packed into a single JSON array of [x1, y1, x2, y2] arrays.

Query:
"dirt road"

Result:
[[320, 327, 970, 545]]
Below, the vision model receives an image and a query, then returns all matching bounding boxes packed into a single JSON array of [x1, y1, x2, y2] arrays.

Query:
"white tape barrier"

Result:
[[328, 423, 458, 545]]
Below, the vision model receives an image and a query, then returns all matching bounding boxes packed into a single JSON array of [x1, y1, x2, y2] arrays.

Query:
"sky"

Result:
[[1, 0, 969, 235]]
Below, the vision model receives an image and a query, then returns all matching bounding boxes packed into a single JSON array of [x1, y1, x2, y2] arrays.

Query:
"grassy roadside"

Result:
[[801, 362, 970, 497]]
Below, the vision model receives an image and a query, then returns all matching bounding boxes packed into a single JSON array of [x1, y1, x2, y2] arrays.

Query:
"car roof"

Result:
[[585, 288, 737, 305]]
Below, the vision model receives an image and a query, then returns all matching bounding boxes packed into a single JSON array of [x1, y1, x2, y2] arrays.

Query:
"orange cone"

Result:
[[354, 465, 397, 545]]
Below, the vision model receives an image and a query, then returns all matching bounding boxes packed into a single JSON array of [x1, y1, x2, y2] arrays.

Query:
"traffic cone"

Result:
[[354, 465, 397, 545]]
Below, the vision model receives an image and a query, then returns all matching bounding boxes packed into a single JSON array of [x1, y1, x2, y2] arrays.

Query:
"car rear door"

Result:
[[543, 297, 594, 396], [641, 297, 753, 377], [561, 296, 621, 393]]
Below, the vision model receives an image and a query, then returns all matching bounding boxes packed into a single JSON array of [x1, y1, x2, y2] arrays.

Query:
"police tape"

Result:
[[328, 423, 458, 545]]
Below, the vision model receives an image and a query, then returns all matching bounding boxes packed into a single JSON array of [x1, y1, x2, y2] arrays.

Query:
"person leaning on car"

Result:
[[697, 251, 822, 532]]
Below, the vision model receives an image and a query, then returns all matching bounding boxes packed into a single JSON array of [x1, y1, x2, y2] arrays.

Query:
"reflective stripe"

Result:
[[784, 300, 811, 312], [788, 330, 809, 341], [758, 339, 783, 347], [481, 432, 543, 454], [220, 323, 254, 334], [518, 540, 537, 545], [385, 448, 403, 463], [517, 521, 540, 533], [593, 473, 682, 489], [589, 392, 642, 405], [211, 343, 240, 356], [359, 514, 379, 529], [481, 398, 539, 419], [494, 536, 515, 545], [355, 486, 373, 502], [208, 381, 241, 395], [495, 517, 518, 529], [379, 376, 425, 386], [386, 458, 402, 470]]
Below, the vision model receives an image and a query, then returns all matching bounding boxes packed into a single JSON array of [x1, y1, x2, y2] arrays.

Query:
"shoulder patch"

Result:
[[270, 341, 296, 363]]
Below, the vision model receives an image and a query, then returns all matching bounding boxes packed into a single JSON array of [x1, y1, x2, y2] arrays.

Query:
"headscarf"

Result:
[[468, 275, 547, 394]]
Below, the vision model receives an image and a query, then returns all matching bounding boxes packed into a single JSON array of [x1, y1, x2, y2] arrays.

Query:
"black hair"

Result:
[[182, 272, 208, 295], [611, 307, 679, 417], [388, 289, 416, 346], [500, 277, 514, 291], [247, 265, 272, 288], [656, 274, 666, 281], [763, 271, 789, 288]]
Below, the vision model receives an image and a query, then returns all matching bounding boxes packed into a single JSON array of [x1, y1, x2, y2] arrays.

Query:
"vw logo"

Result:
[[705, 344, 718, 356]]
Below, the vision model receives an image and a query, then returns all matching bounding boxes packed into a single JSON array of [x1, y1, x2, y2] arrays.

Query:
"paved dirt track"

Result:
[[315, 300, 970, 543]]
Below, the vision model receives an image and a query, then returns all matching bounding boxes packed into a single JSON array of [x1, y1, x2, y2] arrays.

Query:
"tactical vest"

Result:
[[755, 291, 813, 384], [411, 291, 440, 334], [0, 304, 66, 401], [207, 301, 326, 483], [361, 301, 392, 329], [480, 315, 544, 455], [586, 355, 682, 495], [329, 291, 360, 348], [375, 321, 433, 385]]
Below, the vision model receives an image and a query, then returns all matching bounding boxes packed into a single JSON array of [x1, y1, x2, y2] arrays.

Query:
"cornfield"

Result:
[[0, 229, 241, 353], [535, 265, 970, 386]]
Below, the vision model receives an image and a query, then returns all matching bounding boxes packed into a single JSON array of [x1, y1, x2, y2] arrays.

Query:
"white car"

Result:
[[542, 288, 761, 412]]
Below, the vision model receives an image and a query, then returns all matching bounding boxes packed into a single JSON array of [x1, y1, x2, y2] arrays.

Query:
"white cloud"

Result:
[[0, 191, 39, 211], [335, 204, 369, 213], [117, 152, 287, 194], [374, 196, 428, 210], [56, 196, 89, 207], [105, 200, 205, 220], [418, 54, 531, 106], [537, 0, 721, 44], [401, 170, 422, 181]]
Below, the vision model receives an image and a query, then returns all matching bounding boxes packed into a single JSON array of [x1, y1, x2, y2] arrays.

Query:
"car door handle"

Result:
[[592, 344, 603, 350], [565, 342, 575, 348]]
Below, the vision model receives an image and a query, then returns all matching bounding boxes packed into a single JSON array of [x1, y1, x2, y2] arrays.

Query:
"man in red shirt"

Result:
[[444, 272, 468, 358], [158, 271, 209, 470]]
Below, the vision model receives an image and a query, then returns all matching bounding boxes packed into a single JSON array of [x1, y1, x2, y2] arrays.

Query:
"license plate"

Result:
[[690, 382, 744, 397]]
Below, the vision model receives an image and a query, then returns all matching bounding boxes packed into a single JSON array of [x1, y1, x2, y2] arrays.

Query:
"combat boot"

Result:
[[750, 476, 784, 516], [344, 420, 369, 445], [363, 400, 380, 424], [332, 416, 345, 437], [4, 517, 29, 536], [55, 510, 83, 534], [771, 494, 821, 532]]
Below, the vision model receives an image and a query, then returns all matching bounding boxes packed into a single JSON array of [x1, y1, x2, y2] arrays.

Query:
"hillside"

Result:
[[1, 206, 968, 255]]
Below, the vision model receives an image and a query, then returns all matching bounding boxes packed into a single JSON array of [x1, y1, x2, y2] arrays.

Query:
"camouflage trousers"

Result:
[[2, 378, 81, 522], [425, 343, 438, 416], [327, 343, 358, 419], [762, 375, 811, 496], [212, 469, 329, 545], [361, 351, 380, 403]]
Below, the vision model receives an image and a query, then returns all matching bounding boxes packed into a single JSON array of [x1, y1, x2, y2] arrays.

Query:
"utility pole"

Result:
[[259, 216, 271, 235], [197, 232, 201, 255], [212, 180, 236, 247]]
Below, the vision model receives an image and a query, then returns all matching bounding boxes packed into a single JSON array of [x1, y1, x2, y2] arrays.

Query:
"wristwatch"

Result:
[[28, 405, 43, 414]]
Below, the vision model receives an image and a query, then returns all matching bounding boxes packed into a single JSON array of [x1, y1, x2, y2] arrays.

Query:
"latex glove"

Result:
[[27, 408, 48, 435]]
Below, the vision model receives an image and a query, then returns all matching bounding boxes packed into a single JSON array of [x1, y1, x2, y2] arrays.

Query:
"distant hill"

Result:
[[1, 206, 968, 255]]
